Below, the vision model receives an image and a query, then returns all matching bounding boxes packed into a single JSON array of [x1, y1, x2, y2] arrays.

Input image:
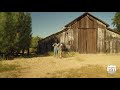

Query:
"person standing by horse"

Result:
[[52, 42, 59, 57], [58, 43, 63, 59]]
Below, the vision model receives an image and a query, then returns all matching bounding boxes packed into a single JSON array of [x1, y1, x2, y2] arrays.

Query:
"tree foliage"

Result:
[[0, 12, 32, 59], [112, 12, 120, 31], [17, 12, 32, 55], [0, 12, 16, 54], [30, 36, 42, 54], [31, 36, 42, 48]]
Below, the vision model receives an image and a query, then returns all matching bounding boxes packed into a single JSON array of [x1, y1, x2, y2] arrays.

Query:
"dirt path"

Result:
[[3, 54, 120, 78]]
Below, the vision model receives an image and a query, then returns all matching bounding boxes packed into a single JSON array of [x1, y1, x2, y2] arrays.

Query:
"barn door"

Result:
[[78, 29, 87, 53], [78, 28, 96, 53], [87, 28, 97, 53]]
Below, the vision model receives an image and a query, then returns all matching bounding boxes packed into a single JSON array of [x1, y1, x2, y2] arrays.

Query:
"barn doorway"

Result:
[[78, 28, 97, 53]]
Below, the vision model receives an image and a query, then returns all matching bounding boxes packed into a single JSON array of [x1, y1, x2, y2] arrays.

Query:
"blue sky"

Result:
[[31, 12, 115, 38]]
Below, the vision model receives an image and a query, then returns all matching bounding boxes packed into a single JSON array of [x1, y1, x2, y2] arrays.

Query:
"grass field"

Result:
[[0, 52, 120, 78]]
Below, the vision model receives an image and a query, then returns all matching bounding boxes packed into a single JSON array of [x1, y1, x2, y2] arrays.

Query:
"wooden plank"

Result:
[[80, 29, 83, 53], [83, 29, 86, 53], [76, 29, 78, 52], [78, 29, 81, 53], [87, 29, 89, 53]]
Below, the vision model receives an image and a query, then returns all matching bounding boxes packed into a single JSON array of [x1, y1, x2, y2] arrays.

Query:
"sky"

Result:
[[31, 12, 115, 38]]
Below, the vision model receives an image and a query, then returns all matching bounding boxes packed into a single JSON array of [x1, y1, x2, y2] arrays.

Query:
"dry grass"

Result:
[[47, 65, 120, 78], [0, 53, 120, 78], [0, 61, 21, 78]]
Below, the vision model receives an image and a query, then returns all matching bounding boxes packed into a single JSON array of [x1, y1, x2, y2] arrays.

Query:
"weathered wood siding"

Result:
[[105, 29, 120, 53], [59, 28, 74, 51], [77, 28, 97, 53], [37, 36, 59, 54], [97, 28, 105, 53], [96, 19, 107, 53], [70, 15, 97, 53], [63, 15, 98, 53]]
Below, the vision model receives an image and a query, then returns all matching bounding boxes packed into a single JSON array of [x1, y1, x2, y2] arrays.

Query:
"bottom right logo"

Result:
[[107, 65, 116, 74]]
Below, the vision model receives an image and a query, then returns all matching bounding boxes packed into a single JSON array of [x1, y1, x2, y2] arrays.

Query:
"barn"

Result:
[[37, 12, 120, 54]]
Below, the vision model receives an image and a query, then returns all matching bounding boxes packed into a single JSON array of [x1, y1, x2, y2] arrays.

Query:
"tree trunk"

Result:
[[11, 50, 14, 56], [22, 49, 25, 56], [16, 51, 18, 56], [27, 48, 30, 56]]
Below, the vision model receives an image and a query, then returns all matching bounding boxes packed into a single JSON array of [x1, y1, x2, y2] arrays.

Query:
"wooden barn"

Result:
[[37, 12, 120, 54]]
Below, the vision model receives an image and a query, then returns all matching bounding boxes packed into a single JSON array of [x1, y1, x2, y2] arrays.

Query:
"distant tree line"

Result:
[[0, 12, 32, 59]]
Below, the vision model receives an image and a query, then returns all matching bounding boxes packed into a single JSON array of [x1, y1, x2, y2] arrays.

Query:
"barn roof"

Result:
[[107, 27, 120, 35], [38, 28, 68, 43], [65, 12, 110, 27]]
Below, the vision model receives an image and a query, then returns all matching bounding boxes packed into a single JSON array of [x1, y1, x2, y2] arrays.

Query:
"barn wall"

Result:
[[97, 28, 105, 53], [87, 15, 95, 28], [59, 28, 74, 51], [73, 29, 78, 52], [105, 29, 120, 53], [37, 35, 60, 54], [65, 15, 98, 53], [96, 19, 107, 53]]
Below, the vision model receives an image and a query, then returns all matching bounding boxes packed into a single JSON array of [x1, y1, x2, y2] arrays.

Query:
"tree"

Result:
[[31, 36, 42, 48], [17, 12, 32, 56], [23, 12, 32, 55], [0, 12, 6, 53], [0, 12, 17, 59], [0, 12, 32, 59], [112, 12, 120, 31], [30, 36, 42, 54]]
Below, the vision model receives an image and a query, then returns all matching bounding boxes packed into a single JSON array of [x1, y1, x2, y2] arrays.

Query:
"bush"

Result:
[[62, 51, 77, 58], [48, 51, 54, 56], [30, 48, 37, 53]]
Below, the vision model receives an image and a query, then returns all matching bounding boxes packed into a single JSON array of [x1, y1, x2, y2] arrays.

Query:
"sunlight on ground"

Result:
[[47, 65, 120, 78], [0, 53, 120, 78]]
